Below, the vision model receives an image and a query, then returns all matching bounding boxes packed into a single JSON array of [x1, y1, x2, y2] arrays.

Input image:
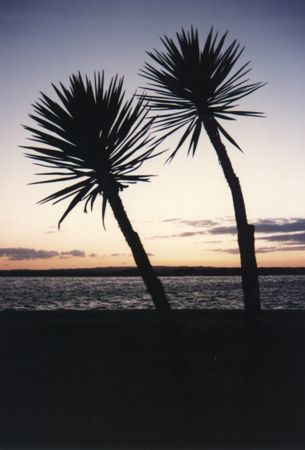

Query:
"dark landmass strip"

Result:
[[1, 266, 305, 277], [1, 310, 305, 449]]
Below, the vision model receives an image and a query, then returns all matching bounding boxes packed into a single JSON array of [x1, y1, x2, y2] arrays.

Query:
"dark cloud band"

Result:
[[0, 248, 87, 261]]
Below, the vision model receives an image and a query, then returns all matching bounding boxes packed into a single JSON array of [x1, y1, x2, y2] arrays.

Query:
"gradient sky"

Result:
[[1, 0, 305, 269]]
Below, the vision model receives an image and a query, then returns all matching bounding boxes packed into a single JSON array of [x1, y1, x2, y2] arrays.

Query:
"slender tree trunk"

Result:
[[203, 118, 261, 314], [106, 188, 171, 314]]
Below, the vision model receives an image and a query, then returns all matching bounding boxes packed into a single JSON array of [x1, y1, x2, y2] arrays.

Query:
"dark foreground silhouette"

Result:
[[1, 310, 305, 449]]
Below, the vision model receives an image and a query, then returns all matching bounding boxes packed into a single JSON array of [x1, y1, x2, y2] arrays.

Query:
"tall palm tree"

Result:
[[140, 27, 265, 314], [22, 72, 171, 315]]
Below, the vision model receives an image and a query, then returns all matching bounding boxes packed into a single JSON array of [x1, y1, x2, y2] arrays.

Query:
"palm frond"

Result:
[[24, 72, 163, 227], [140, 27, 266, 156]]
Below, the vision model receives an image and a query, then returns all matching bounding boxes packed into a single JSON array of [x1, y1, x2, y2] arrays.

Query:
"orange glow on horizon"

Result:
[[1, 249, 304, 271]]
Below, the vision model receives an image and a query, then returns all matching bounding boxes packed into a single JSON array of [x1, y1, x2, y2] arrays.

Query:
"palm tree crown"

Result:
[[141, 27, 265, 159], [23, 72, 159, 227]]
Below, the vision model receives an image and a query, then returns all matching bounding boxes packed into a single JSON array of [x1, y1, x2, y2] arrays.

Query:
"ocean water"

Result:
[[0, 275, 304, 310]]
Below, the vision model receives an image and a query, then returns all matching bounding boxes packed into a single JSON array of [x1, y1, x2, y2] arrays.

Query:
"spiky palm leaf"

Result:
[[23, 72, 161, 228], [140, 27, 265, 159]]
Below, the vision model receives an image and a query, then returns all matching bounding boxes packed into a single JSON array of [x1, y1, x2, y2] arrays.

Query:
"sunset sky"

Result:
[[1, 0, 305, 270]]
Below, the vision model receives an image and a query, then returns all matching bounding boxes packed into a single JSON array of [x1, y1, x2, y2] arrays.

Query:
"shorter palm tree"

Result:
[[141, 27, 266, 314], [22, 72, 171, 314]]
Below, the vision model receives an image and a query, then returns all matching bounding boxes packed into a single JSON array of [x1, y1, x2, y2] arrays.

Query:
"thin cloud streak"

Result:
[[45, 226, 59, 235], [255, 218, 305, 233], [209, 226, 236, 235], [110, 252, 155, 257], [61, 250, 85, 257], [258, 232, 305, 244], [162, 218, 217, 228], [0, 248, 88, 261], [178, 219, 217, 228], [150, 231, 206, 239], [213, 244, 305, 254]]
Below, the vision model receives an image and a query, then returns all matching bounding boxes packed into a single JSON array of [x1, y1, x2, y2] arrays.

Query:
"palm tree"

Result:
[[140, 27, 265, 314], [22, 72, 171, 315]]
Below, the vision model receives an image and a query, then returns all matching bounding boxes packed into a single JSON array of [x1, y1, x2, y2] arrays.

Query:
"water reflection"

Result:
[[0, 275, 304, 310]]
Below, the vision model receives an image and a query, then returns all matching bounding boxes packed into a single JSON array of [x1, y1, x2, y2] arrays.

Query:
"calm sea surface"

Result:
[[0, 275, 304, 310]]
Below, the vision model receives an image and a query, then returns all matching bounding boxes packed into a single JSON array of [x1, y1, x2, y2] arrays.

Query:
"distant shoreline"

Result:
[[1, 266, 305, 277]]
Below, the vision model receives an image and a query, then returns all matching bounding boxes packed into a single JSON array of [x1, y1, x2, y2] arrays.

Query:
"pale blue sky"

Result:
[[1, 0, 305, 269]]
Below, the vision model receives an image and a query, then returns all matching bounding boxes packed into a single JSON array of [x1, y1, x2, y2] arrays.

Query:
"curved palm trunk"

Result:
[[203, 118, 261, 314], [106, 188, 171, 314]]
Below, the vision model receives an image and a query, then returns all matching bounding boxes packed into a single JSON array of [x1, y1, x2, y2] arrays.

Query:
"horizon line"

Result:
[[1, 265, 305, 276]]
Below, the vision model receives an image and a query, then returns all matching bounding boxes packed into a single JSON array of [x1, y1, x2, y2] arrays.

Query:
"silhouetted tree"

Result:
[[23, 72, 171, 315], [141, 27, 265, 314]]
